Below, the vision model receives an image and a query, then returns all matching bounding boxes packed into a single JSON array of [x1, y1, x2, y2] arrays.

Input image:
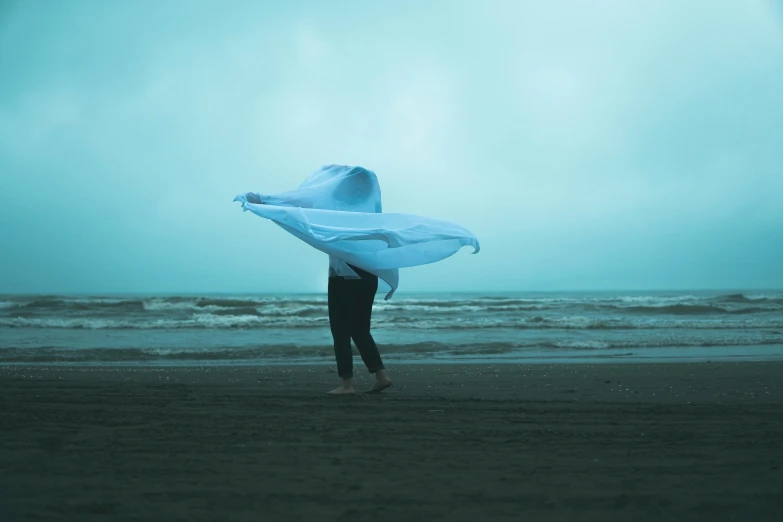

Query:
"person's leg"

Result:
[[348, 265, 392, 393], [327, 276, 355, 394], [350, 273, 383, 372]]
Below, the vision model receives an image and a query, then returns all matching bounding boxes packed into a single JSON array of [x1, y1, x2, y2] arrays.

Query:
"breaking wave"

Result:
[[1, 292, 781, 331], [2, 314, 783, 330]]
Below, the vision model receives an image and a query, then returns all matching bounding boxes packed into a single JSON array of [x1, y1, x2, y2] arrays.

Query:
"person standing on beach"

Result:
[[235, 164, 479, 395], [244, 166, 393, 394]]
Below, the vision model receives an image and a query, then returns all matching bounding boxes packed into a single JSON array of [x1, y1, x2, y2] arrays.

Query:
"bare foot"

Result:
[[327, 383, 355, 395], [366, 377, 392, 394]]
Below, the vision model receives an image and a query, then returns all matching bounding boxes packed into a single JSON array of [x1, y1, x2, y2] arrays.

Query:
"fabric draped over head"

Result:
[[234, 164, 480, 300]]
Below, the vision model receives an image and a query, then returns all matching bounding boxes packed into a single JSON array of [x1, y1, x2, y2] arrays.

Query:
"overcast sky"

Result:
[[1, 0, 781, 294]]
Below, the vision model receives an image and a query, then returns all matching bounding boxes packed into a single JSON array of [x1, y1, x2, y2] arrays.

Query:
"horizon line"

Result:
[[1, 288, 781, 297]]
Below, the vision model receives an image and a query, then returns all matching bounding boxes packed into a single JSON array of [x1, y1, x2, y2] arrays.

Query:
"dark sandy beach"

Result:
[[1, 362, 782, 521]]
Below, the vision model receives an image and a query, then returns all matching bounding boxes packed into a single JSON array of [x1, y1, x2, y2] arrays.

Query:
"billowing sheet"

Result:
[[234, 165, 479, 299]]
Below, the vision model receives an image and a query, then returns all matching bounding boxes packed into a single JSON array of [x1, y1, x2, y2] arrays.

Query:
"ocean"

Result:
[[1, 291, 782, 365]]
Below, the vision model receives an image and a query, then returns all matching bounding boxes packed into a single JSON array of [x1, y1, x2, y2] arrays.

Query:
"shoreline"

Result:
[[3, 347, 783, 367]]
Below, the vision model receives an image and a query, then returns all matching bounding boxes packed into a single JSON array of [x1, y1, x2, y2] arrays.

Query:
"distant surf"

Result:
[[1, 291, 782, 364]]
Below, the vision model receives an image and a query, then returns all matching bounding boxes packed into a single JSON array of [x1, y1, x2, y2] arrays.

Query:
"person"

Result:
[[245, 171, 392, 394], [236, 164, 479, 394]]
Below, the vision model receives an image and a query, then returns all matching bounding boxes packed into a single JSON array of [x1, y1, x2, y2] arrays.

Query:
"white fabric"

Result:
[[233, 164, 480, 300]]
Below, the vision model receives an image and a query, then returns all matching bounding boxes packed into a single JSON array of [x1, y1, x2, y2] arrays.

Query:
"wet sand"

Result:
[[1, 362, 782, 521]]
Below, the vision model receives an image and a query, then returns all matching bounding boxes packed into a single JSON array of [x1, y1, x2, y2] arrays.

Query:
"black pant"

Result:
[[328, 264, 385, 379]]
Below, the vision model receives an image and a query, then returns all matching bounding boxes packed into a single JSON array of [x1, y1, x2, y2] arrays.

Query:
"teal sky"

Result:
[[1, 0, 782, 294]]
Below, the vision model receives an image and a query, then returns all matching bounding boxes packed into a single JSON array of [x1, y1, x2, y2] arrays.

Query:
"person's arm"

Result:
[[255, 194, 314, 208], [240, 190, 315, 208]]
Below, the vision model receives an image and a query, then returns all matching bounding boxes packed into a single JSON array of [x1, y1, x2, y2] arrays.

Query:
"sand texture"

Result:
[[1, 362, 782, 521]]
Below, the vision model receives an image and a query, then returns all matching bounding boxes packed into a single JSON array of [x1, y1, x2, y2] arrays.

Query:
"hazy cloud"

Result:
[[1, 0, 781, 293]]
